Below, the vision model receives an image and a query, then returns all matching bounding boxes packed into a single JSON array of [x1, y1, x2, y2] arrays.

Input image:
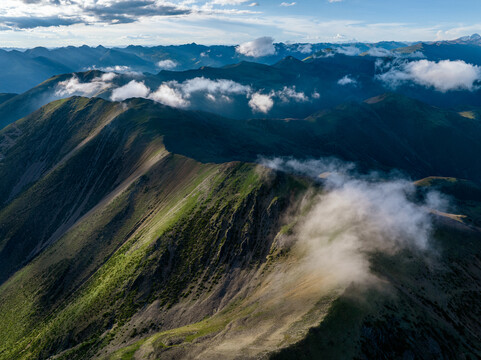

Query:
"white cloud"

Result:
[[181, 77, 251, 95], [209, 0, 251, 4], [55, 75, 112, 96], [147, 77, 251, 108], [276, 86, 308, 102], [110, 80, 150, 101], [98, 72, 117, 82], [280, 2, 296, 6], [149, 83, 189, 108], [247, 86, 308, 113], [236, 36, 276, 57], [248, 92, 274, 113], [157, 59, 178, 70], [337, 75, 357, 86], [259, 157, 446, 293], [377, 59, 481, 92], [206, 93, 216, 101]]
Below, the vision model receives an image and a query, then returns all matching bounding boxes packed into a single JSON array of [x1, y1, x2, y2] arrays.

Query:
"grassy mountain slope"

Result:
[[0, 96, 314, 359], [2, 93, 481, 282], [1, 95, 481, 359]]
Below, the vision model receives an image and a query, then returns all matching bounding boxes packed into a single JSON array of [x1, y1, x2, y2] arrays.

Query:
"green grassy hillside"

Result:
[[1, 95, 481, 359], [0, 96, 313, 359]]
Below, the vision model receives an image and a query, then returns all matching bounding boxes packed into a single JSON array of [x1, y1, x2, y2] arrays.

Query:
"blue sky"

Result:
[[1, 0, 481, 47]]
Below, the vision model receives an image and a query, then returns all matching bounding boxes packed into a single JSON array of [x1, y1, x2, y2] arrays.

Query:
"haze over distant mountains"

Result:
[[2, 34, 481, 94], [2, 34, 481, 130]]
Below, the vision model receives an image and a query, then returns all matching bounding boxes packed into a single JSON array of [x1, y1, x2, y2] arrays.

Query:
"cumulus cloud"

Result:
[[249, 93, 274, 113], [55, 74, 114, 97], [377, 59, 481, 92], [148, 84, 189, 108], [338, 75, 357, 86], [157, 59, 178, 70], [111, 76, 252, 107], [276, 86, 308, 102], [181, 77, 251, 95], [247, 86, 308, 113], [56, 73, 312, 113], [100, 72, 117, 82], [110, 80, 150, 101], [280, 2, 296, 6], [236, 37, 276, 57], [259, 157, 446, 293]]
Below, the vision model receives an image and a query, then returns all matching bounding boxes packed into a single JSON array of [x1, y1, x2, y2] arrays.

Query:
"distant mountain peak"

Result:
[[451, 33, 481, 45]]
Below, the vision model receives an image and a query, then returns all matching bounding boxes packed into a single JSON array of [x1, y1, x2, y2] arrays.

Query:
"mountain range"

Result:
[[2, 34, 481, 94], [1, 35, 481, 360]]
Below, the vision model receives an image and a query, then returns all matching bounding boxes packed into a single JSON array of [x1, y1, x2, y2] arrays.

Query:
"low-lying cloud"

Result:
[[157, 59, 178, 70], [111, 76, 311, 113], [149, 83, 189, 108], [248, 86, 308, 113], [249, 93, 274, 113], [338, 75, 357, 86], [111, 80, 150, 101], [56, 73, 312, 113], [87, 65, 142, 76], [55, 73, 116, 96], [236, 37, 276, 57], [377, 59, 481, 92], [259, 157, 446, 292]]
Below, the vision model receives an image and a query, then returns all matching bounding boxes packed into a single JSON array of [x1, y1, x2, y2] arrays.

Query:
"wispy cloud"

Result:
[[258, 156, 446, 296], [337, 75, 357, 86]]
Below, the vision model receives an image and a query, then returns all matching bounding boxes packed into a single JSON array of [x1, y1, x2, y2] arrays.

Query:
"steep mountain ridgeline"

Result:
[[0, 95, 481, 359], [0, 95, 317, 359], [0, 145, 310, 359], [2, 93, 481, 285]]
